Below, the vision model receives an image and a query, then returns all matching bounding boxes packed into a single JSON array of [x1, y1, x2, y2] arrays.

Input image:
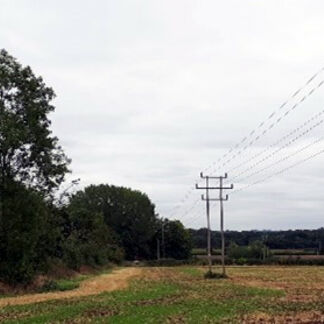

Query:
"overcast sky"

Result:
[[1, 0, 324, 230]]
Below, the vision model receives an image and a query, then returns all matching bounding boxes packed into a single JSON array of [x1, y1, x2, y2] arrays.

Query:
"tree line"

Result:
[[190, 228, 324, 251], [0, 49, 191, 284]]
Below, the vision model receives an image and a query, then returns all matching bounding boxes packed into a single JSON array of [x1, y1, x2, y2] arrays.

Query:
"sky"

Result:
[[1, 0, 324, 230]]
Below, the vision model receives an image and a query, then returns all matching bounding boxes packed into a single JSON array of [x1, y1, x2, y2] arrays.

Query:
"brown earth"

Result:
[[241, 311, 324, 323], [0, 267, 143, 308]]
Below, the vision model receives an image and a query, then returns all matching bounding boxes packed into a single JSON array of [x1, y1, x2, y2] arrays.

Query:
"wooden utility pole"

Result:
[[218, 174, 233, 276], [161, 219, 166, 259], [196, 173, 213, 272], [196, 173, 233, 275]]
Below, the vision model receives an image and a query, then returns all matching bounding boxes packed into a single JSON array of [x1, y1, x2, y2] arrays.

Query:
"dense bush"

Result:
[[161, 219, 192, 260], [61, 201, 124, 269], [0, 182, 53, 284], [0, 49, 70, 284]]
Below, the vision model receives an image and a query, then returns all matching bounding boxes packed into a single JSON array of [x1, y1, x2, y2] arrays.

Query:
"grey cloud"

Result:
[[1, 0, 324, 230]]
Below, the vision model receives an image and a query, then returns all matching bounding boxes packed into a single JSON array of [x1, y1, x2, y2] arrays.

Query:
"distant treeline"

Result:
[[189, 228, 324, 251]]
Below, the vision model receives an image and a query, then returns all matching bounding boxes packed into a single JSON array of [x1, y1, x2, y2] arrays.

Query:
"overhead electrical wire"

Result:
[[227, 109, 324, 174], [230, 119, 323, 181], [209, 78, 324, 175], [172, 108, 324, 223], [181, 139, 324, 229], [167, 66, 324, 224], [232, 145, 324, 195], [235, 136, 324, 184], [203, 68, 324, 174]]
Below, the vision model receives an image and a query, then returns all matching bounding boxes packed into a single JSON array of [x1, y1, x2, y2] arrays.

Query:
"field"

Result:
[[1, 266, 324, 323]]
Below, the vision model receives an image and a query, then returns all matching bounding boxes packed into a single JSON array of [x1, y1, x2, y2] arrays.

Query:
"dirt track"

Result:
[[0, 267, 142, 308]]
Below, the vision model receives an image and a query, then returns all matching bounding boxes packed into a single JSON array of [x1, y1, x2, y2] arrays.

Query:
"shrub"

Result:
[[204, 270, 228, 279], [38, 280, 60, 292], [0, 183, 51, 284], [236, 257, 248, 265]]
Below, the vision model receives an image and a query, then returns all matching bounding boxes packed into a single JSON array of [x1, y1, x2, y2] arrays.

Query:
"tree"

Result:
[[0, 182, 50, 284], [68, 184, 158, 260], [162, 219, 192, 260], [0, 49, 70, 196], [61, 203, 124, 269], [0, 49, 70, 283]]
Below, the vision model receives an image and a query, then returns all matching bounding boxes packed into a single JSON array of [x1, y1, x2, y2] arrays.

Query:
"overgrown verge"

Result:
[[0, 263, 113, 296]]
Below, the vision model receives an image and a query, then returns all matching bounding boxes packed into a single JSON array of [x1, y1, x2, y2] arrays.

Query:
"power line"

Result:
[[183, 142, 324, 229], [196, 172, 233, 274], [235, 136, 324, 184], [211, 78, 324, 174], [203, 68, 324, 174], [232, 145, 324, 194], [166, 67, 324, 221], [182, 137, 324, 228], [179, 141, 324, 230], [230, 119, 323, 181], [227, 109, 324, 174], [171, 111, 323, 225]]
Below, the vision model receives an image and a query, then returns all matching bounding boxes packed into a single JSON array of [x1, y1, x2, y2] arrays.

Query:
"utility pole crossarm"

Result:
[[196, 184, 234, 190], [199, 172, 229, 179], [201, 194, 229, 201], [196, 172, 234, 277]]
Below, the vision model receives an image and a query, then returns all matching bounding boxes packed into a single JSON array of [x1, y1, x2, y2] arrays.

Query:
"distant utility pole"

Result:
[[195, 172, 218, 272], [156, 238, 160, 260], [196, 172, 233, 275], [161, 218, 166, 259], [156, 218, 166, 260]]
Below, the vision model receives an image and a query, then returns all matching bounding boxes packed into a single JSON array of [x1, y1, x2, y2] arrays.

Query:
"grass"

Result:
[[38, 267, 113, 293], [38, 275, 89, 293], [2, 266, 324, 323]]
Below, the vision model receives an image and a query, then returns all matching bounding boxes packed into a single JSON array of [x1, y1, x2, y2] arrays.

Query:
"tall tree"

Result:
[[68, 184, 158, 260], [0, 49, 70, 283], [161, 219, 192, 260], [0, 49, 70, 195]]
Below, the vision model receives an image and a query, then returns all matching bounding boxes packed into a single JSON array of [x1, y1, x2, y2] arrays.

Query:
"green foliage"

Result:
[[0, 49, 70, 194], [272, 248, 316, 255], [0, 49, 70, 284], [228, 241, 271, 262], [38, 280, 61, 292], [190, 227, 324, 251], [38, 274, 90, 293], [162, 219, 192, 260], [191, 248, 221, 255], [144, 259, 194, 267], [0, 181, 50, 284], [235, 257, 248, 265], [68, 184, 158, 260], [61, 204, 124, 269]]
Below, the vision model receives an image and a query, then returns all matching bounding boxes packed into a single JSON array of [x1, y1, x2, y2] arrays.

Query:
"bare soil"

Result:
[[241, 311, 324, 323]]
